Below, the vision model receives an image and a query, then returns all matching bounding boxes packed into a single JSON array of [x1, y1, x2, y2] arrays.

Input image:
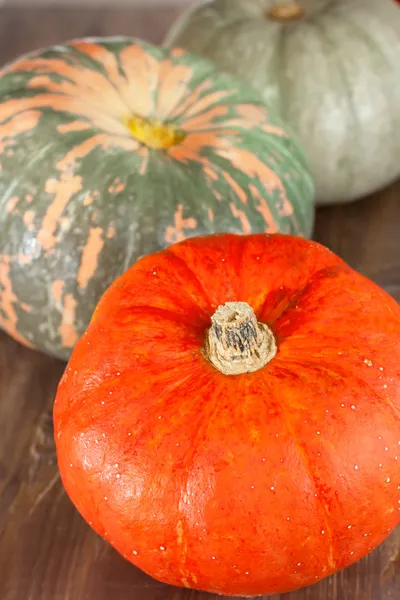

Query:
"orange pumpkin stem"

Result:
[[206, 302, 277, 375]]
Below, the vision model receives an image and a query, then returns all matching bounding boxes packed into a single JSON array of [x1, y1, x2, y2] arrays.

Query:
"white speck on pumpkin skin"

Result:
[[354, 465, 359, 470], [160, 546, 165, 551], [386, 478, 391, 483], [132, 550, 138, 555], [364, 359, 373, 366]]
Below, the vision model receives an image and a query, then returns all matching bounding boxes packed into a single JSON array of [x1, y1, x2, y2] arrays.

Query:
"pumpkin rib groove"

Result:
[[259, 263, 348, 327], [259, 374, 337, 572], [315, 21, 360, 180]]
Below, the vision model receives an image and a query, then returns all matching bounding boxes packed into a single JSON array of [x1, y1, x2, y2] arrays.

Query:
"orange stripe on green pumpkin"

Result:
[[249, 184, 278, 233], [0, 255, 33, 348], [229, 203, 252, 235], [52, 279, 64, 311], [77, 227, 104, 290], [38, 173, 83, 251], [165, 205, 198, 244], [59, 293, 78, 348], [71, 41, 124, 90]]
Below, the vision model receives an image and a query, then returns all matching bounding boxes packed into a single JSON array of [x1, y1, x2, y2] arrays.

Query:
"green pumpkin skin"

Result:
[[0, 36, 314, 360], [165, 0, 400, 205]]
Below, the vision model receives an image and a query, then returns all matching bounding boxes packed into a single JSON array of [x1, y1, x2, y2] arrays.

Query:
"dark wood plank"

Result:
[[313, 181, 400, 303], [0, 7, 399, 600]]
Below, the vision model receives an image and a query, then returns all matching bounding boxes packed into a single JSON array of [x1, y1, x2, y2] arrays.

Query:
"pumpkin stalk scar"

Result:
[[205, 302, 277, 375]]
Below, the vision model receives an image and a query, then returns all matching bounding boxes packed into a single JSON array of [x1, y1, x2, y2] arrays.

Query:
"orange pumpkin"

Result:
[[54, 233, 400, 596]]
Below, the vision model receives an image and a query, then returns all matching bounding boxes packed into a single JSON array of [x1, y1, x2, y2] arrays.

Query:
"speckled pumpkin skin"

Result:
[[54, 233, 400, 597], [165, 0, 400, 204], [0, 37, 314, 360]]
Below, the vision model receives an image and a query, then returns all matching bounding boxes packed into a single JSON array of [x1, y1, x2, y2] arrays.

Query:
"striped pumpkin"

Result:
[[0, 37, 314, 360]]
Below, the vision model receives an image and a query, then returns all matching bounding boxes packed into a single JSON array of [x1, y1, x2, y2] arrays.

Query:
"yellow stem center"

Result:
[[125, 115, 185, 150], [267, 2, 305, 22]]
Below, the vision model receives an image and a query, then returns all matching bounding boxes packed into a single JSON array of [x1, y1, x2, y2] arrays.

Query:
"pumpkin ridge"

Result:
[[102, 304, 208, 331], [278, 358, 400, 423], [258, 374, 337, 571], [166, 246, 215, 310], [172, 378, 227, 581]]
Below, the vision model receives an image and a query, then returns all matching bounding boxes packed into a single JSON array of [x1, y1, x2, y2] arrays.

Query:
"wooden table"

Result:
[[0, 7, 399, 600]]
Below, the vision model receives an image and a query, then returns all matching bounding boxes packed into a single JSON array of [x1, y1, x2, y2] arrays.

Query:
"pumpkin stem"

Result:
[[267, 2, 305, 22], [125, 114, 186, 150], [205, 302, 277, 376]]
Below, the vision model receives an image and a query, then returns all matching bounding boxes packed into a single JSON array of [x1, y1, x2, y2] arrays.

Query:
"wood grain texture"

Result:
[[0, 7, 399, 600]]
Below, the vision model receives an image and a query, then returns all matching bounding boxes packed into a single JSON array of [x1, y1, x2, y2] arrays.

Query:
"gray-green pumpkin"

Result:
[[165, 0, 400, 204], [0, 36, 314, 360]]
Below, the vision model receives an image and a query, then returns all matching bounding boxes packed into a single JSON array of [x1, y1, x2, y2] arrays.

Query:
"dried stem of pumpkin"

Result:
[[205, 302, 277, 376], [267, 2, 305, 22]]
